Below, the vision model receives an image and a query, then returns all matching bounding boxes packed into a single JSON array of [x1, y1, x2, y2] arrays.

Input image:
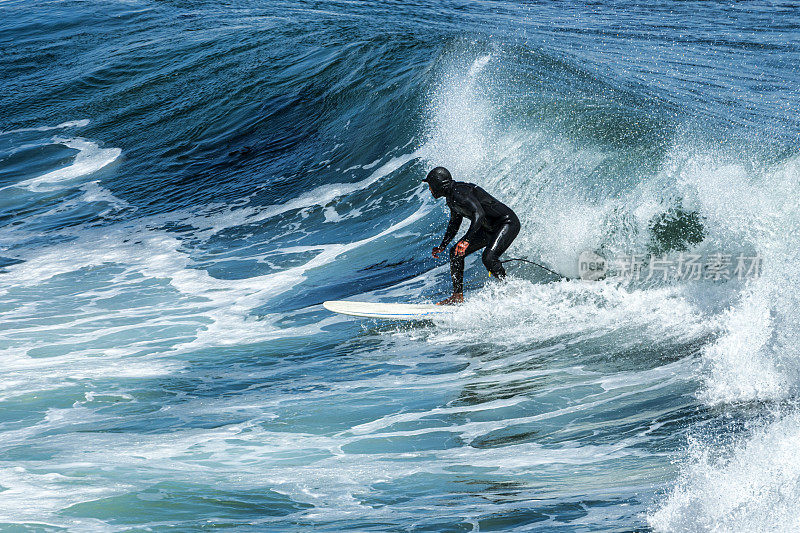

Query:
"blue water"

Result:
[[2, 1, 800, 531]]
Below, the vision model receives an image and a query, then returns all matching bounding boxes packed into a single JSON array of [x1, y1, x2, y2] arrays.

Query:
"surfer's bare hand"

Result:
[[432, 246, 444, 258], [454, 240, 469, 257]]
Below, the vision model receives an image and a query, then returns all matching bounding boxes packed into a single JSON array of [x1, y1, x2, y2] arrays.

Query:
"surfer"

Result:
[[424, 167, 521, 305]]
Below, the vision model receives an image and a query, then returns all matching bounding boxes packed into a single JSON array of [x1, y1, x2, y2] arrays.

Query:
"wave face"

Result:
[[2, 1, 800, 530]]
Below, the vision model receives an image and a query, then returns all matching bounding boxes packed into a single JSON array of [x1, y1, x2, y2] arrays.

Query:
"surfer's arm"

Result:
[[439, 210, 463, 248]]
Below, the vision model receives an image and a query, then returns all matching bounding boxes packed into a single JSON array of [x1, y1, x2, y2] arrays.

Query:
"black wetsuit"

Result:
[[425, 169, 520, 294]]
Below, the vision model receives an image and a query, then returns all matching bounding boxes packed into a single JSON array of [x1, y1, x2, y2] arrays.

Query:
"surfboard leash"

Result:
[[501, 257, 571, 281]]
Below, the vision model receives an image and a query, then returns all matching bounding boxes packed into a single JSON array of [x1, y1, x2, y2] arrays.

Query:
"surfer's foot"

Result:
[[437, 293, 464, 305]]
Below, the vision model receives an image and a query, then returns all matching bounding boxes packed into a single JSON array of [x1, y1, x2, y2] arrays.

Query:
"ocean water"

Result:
[[1, 0, 800, 531]]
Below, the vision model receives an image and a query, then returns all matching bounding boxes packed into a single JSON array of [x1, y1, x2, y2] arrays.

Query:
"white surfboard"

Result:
[[323, 300, 450, 320]]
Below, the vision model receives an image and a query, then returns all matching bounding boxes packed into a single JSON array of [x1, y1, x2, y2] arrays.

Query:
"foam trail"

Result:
[[190, 150, 423, 236], [0, 119, 90, 136], [173, 202, 432, 350], [2, 138, 121, 192], [0, 194, 431, 355], [425, 278, 711, 349]]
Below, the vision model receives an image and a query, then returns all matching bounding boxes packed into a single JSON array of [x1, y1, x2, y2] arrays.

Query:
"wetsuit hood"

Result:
[[423, 167, 453, 199]]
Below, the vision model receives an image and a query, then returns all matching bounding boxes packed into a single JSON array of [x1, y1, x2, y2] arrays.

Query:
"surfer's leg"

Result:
[[482, 216, 521, 279], [449, 231, 489, 294]]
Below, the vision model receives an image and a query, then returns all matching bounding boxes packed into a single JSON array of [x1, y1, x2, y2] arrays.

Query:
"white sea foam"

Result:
[[423, 55, 494, 177], [424, 276, 712, 351], [643, 149, 800, 530], [650, 410, 800, 532], [0, 344, 673, 527], [183, 150, 423, 238], [0, 178, 432, 404], [0, 119, 90, 136], [666, 151, 800, 405], [1, 137, 121, 192]]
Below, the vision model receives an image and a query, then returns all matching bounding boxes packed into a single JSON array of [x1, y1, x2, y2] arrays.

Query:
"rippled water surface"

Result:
[[2, 1, 800, 531]]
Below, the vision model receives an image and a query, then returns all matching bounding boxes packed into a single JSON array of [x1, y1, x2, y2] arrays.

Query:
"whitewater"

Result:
[[1, 1, 800, 531]]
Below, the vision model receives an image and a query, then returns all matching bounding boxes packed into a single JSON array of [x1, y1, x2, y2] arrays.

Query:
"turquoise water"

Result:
[[2, 1, 800, 531]]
